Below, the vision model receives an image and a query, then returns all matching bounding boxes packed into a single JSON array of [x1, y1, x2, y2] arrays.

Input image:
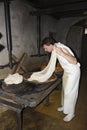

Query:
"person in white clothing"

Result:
[[41, 37, 81, 122]]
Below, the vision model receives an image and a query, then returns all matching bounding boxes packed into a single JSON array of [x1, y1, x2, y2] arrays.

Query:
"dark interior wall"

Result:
[[66, 25, 83, 59], [0, 0, 58, 74], [0, 0, 49, 68], [0, 0, 87, 75], [81, 34, 87, 70], [54, 17, 86, 43], [54, 17, 87, 71]]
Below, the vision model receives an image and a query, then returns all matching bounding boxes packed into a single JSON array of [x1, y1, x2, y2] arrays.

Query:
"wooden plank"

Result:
[[0, 98, 23, 112], [0, 96, 17, 104], [11, 53, 27, 74]]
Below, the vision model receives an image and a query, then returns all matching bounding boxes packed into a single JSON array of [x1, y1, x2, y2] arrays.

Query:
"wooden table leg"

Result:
[[17, 110, 22, 130], [45, 95, 49, 106]]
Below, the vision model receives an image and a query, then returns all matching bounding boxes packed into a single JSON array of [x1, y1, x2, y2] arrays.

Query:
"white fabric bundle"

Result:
[[4, 73, 23, 85], [28, 48, 57, 82]]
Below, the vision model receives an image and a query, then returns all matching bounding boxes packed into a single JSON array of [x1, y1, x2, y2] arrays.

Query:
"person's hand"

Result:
[[54, 45, 63, 56]]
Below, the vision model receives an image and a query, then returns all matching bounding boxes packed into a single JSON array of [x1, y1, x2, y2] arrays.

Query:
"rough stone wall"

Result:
[[0, 0, 87, 78]]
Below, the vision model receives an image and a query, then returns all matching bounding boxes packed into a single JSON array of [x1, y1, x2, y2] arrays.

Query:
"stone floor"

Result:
[[0, 70, 87, 130]]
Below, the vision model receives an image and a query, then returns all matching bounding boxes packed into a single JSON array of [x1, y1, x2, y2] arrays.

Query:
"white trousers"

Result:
[[61, 66, 80, 114]]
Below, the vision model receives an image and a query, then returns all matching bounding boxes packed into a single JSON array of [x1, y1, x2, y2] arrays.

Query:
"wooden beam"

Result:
[[30, 1, 87, 15], [11, 53, 27, 74]]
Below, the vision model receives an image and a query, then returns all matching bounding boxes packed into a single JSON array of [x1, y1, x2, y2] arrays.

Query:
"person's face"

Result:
[[43, 44, 54, 53]]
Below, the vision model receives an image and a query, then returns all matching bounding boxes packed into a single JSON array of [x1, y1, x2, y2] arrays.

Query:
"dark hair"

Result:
[[41, 37, 56, 46]]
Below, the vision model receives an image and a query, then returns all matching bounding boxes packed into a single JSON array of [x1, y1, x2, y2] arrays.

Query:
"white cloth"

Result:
[[4, 73, 23, 85], [28, 48, 57, 82], [55, 42, 81, 114]]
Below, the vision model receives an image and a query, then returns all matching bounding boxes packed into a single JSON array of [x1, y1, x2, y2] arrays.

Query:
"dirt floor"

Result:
[[0, 70, 87, 130]]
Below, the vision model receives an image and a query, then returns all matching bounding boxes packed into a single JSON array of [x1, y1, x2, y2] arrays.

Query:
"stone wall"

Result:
[[0, 0, 87, 78]]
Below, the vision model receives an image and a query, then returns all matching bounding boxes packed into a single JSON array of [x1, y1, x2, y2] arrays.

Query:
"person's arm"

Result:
[[54, 45, 77, 64]]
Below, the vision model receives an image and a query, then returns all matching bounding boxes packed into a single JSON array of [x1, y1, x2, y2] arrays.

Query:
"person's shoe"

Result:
[[57, 107, 63, 112], [63, 113, 75, 122]]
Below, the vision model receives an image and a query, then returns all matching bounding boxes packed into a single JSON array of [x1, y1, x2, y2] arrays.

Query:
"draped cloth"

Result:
[[28, 48, 57, 82]]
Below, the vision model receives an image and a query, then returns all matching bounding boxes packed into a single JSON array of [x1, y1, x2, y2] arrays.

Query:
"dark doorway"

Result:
[[81, 34, 87, 70]]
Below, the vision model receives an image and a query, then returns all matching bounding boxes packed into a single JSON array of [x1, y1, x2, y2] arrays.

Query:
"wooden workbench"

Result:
[[0, 74, 62, 130]]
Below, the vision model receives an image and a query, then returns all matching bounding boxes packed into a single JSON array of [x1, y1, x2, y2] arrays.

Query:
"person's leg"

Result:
[[63, 113, 75, 122], [63, 72, 80, 122], [57, 83, 64, 112]]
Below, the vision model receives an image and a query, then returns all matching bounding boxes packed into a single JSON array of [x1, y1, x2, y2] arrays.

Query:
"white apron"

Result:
[[55, 42, 81, 114]]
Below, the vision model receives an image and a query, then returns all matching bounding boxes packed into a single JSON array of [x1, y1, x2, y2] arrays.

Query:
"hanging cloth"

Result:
[[28, 48, 57, 82]]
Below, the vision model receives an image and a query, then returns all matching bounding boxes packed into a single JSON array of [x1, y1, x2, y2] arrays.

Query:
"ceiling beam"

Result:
[[30, 1, 87, 16]]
